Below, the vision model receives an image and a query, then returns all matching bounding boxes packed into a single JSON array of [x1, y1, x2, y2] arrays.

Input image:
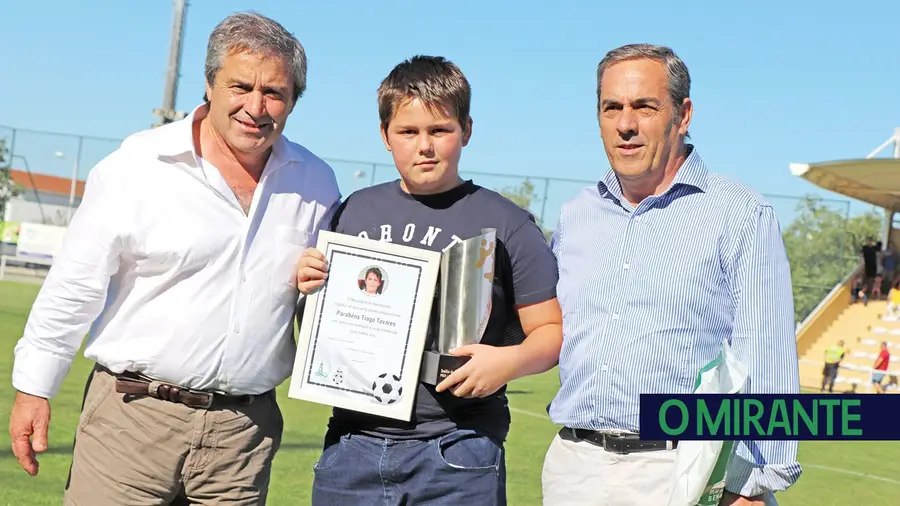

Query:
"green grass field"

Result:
[[0, 280, 897, 505]]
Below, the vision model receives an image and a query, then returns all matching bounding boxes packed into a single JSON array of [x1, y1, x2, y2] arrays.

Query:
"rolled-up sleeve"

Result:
[[12, 166, 125, 399], [724, 204, 803, 497]]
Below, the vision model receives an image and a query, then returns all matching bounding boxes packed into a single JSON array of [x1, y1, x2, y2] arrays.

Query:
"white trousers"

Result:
[[541, 432, 677, 506]]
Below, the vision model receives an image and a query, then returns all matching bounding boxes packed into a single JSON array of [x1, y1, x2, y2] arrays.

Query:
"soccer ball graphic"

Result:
[[371, 373, 403, 404], [331, 368, 344, 386]]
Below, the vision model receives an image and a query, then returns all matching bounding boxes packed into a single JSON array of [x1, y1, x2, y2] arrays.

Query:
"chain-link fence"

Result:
[[0, 126, 600, 233], [0, 125, 869, 323], [0, 125, 863, 230]]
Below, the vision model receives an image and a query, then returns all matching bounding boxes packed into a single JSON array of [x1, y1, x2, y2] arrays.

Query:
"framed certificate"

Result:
[[287, 230, 441, 421]]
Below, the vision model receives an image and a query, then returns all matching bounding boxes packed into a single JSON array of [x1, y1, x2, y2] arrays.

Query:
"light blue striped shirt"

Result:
[[548, 145, 802, 497]]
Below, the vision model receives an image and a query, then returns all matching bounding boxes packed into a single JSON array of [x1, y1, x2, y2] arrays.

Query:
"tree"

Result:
[[782, 195, 882, 322], [497, 178, 553, 242], [0, 137, 21, 229]]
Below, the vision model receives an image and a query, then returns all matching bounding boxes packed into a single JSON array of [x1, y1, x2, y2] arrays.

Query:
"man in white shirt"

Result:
[[8, 12, 340, 505]]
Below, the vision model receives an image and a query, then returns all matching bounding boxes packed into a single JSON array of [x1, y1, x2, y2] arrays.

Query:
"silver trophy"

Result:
[[420, 228, 497, 385]]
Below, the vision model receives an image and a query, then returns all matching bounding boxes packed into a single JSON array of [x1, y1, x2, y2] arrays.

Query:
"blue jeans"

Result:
[[311, 428, 507, 505]]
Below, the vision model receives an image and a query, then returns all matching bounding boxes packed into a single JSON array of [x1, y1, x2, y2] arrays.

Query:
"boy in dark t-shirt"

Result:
[[296, 55, 563, 505]]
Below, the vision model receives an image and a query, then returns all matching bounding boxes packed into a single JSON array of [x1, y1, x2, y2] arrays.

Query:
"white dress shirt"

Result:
[[12, 105, 342, 398]]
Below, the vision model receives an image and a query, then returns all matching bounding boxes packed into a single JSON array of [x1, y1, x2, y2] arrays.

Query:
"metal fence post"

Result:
[[539, 177, 550, 226], [6, 128, 16, 168]]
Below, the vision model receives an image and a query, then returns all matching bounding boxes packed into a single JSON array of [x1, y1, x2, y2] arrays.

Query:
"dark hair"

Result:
[[358, 267, 385, 294], [377, 55, 471, 134]]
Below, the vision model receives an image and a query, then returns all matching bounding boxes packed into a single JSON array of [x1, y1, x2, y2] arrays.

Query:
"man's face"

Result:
[[205, 50, 295, 158], [598, 58, 691, 180], [381, 97, 472, 195]]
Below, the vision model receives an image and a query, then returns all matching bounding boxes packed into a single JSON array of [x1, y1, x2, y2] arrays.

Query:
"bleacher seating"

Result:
[[797, 299, 899, 393]]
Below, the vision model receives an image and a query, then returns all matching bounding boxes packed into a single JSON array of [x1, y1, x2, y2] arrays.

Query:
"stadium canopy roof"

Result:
[[789, 129, 900, 211]]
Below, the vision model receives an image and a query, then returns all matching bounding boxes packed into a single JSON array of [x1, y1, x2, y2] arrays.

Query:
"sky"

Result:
[[3, 0, 899, 228]]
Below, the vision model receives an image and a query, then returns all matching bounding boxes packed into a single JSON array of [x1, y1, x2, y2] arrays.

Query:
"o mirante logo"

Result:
[[639, 394, 898, 441]]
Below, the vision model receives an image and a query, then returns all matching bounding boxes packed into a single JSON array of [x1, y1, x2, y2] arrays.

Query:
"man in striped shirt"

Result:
[[541, 44, 802, 505]]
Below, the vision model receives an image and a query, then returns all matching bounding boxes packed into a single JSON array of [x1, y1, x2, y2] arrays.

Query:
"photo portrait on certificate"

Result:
[[358, 265, 388, 297]]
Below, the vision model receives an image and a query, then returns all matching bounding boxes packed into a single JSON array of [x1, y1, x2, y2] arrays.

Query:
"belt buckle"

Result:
[[602, 433, 625, 454], [194, 390, 215, 409]]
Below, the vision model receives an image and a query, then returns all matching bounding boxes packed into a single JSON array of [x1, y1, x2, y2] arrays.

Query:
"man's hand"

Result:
[[719, 491, 764, 506], [9, 391, 51, 476], [296, 248, 328, 294], [434, 344, 523, 398]]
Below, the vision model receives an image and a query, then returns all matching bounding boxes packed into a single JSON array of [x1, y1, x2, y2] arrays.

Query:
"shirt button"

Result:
[[234, 324, 240, 334], [599, 417, 606, 423], [241, 274, 247, 283], [635, 215, 642, 222], [612, 313, 619, 320], [601, 365, 608, 372], [623, 263, 630, 270]]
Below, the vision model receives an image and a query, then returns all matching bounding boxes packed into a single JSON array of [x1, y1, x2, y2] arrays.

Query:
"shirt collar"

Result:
[[597, 144, 708, 201], [153, 103, 297, 169]]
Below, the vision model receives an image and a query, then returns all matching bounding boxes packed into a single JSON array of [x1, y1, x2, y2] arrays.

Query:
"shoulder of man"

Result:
[[82, 129, 162, 183], [117, 121, 181, 157], [552, 184, 602, 229], [703, 172, 772, 211], [279, 137, 337, 178], [83, 122, 188, 183], [276, 136, 341, 198]]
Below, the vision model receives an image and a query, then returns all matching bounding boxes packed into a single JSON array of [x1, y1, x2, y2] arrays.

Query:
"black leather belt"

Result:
[[563, 427, 678, 454]]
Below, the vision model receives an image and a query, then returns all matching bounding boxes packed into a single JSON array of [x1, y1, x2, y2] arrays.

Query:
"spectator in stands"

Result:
[[872, 341, 891, 394], [821, 340, 846, 393], [886, 281, 900, 318], [861, 237, 880, 283], [872, 274, 884, 300], [540, 44, 801, 506], [882, 244, 896, 286], [851, 275, 868, 305], [7, 13, 341, 505]]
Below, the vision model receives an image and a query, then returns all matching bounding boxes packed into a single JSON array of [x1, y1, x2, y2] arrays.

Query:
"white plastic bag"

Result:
[[667, 338, 749, 506]]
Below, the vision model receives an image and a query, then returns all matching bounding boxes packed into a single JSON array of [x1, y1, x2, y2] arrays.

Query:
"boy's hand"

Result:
[[434, 345, 523, 399], [296, 248, 328, 294]]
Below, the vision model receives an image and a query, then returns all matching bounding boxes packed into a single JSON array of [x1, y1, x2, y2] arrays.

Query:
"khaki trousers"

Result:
[[541, 430, 677, 506], [63, 365, 284, 506]]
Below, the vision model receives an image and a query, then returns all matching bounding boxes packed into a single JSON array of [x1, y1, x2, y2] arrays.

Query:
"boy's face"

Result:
[[381, 97, 472, 195]]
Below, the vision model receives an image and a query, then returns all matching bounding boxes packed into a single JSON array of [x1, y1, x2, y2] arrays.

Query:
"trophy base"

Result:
[[420, 351, 471, 385]]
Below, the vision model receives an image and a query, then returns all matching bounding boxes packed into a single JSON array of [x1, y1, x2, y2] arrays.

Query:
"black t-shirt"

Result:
[[862, 244, 879, 266], [324, 179, 558, 442]]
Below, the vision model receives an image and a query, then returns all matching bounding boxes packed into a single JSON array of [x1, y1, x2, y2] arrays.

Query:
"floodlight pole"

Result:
[[894, 127, 900, 159], [153, 0, 188, 127], [868, 128, 900, 247], [865, 128, 900, 159]]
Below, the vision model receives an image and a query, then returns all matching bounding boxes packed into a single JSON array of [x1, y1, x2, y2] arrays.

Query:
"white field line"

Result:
[[509, 406, 551, 420], [508, 407, 900, 486], [803, 464, 900, 486]]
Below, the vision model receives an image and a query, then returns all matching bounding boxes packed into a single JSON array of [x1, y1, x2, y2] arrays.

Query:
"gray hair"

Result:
[[596, 44, 691, 122], [204, 12, 307, 102]]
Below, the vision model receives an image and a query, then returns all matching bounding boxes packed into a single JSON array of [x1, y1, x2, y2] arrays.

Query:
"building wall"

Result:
[[4, 191, 82, 226]]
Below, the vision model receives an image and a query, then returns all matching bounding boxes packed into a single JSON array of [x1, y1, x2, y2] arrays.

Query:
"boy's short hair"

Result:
[[377, 55, 471, 133]]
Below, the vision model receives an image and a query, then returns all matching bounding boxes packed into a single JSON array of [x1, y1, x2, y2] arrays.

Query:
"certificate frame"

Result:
[[287, 230, 441, 421]]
